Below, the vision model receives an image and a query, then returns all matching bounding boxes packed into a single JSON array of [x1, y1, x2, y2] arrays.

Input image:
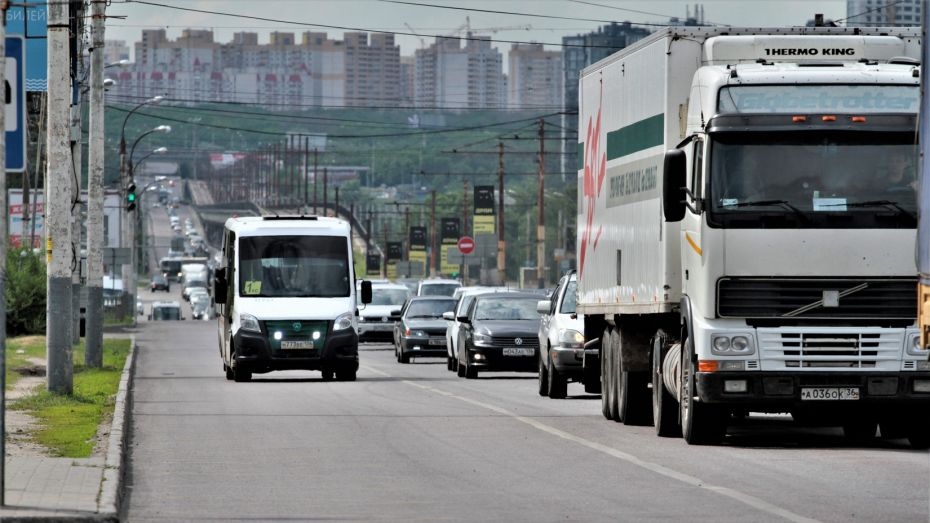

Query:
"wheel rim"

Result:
[[680, 348, 692, 430]]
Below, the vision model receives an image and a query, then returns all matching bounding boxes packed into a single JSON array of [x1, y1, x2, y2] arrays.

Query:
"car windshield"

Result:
[[406, 299, 455, 318], [367, 289, 409, 306], [475, 297, 540, 321], [239, 235, 350, 298], [709, 131, 917, 228], [560, 281, 577, 314], [152, 275, 166, 284], [152, 306, 180, 320], [420, 283, 459, 296]]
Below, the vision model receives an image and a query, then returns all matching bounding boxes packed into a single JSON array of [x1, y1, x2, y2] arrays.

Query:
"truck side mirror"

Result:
[[663, 149, 687, 222], [213, 267, 227, 303], [360, 280, 373, 305]]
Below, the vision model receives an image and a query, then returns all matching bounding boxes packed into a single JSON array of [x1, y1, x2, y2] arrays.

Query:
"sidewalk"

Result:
[[1, 335, 135, 522]]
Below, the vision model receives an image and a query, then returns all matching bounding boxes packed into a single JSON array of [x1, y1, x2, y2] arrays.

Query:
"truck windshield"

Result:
[[238, 235, 350, 298], [708, 131, 917, 228]]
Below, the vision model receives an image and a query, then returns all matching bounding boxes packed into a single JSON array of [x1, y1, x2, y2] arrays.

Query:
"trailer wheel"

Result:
[[537, 352, 550, 397], [652, 333, 681, 437], [680, 335, 726, 445], [615, 327, 652, 425], [600, 328, 614, 420]]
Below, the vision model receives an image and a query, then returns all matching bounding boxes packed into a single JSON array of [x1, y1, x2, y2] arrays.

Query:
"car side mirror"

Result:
[[442, 311, 455, 321], [456, 316, 470, 324], [361, 280, 373, 305], [213, 267, 227, 303], [536, 300, 550, 315], [663, 148, 687, 222]]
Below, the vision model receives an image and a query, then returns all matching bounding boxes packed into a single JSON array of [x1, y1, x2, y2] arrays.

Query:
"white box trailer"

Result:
[[576, 27, 930, 446]]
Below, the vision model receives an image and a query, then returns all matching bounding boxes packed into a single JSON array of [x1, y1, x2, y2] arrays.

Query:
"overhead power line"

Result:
[[376, 0, 622, 25], [116, 0, 664, 47]]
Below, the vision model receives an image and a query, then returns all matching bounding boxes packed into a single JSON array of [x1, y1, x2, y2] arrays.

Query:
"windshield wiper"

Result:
[[823, 200, 916, 220], [721, 200, 809, 222]]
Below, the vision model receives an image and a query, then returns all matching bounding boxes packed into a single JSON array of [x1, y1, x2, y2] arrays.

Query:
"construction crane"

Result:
[[446, 17, 533, 37], [404, 23, 427, 49]]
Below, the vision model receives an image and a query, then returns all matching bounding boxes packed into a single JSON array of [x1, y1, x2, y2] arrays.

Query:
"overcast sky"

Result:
[[107, 0, 848, 60]]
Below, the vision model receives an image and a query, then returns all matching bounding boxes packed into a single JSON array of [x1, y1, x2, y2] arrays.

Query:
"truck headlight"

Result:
[[239, 313, 261, 333], [473, 332, 493, 346], [333, 312, 353, 331], [559, 329, 585, 349], [907, 334, 926, 356], [711, 334, 753, 355]]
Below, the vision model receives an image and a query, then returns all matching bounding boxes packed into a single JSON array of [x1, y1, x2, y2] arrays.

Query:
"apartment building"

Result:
[[507, 43, 562, 109], [414, 34, 504, 110]]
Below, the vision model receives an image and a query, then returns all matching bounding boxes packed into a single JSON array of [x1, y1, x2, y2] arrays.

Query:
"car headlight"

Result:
[[473, 332, 493, 346], [239, 313, 261, 333], [405, 328, 426, 337], [711, 334, 753, 356], [333, 312, 354, 331], [907, 334, 927, 356], [558, 329, 585, 349]]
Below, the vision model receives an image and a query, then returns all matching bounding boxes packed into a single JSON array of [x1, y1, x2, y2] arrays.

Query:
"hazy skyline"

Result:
[[107, 0, 848, 60]]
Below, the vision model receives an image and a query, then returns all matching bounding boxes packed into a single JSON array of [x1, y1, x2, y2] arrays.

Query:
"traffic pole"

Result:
[[497, 141, 506, 284], [47, 0, 74, 393], [536, 118, 546, 289], [85, 0, 105, 367], [0, 1, 8, 505]]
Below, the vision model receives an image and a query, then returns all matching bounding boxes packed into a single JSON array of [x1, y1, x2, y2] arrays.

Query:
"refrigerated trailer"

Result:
[[576, 26, 930, 446]]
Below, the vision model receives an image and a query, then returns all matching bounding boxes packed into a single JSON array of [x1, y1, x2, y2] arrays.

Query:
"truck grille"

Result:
[[717, 278, 915, 319], [758, 329, 904, 370]]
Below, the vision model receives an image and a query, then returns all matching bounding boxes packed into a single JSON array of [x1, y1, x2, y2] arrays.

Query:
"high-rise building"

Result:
[[414, 34, 504, 109], [344, 32, 401, 107], [846, 0, 921, 26], [508, 43, 562, 109], [103, 40, 130, 66], [399, 56, 416, 106]]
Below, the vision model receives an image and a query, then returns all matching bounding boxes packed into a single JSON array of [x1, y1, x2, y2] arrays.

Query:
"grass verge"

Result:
[[10, 337, 132, 457], [5, 335, 48, 390]]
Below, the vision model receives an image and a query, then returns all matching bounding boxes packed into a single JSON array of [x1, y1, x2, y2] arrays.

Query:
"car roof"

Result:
[[408, 296, 457, 302], [474, 292, 543, 301], [372, 283, 410, 291], [419, 279, 460, 286], [152, 301, 181, 307]]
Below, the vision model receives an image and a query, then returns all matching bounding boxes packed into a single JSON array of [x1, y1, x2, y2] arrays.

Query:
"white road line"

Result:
[[360, 364, 391, 377], [401, 379, 821, 523]]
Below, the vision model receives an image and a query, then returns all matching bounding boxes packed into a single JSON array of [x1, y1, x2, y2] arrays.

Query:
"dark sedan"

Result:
[[151, 274, 170, 292], [456, 293, 542, 379], [393, 297, 456, 364]]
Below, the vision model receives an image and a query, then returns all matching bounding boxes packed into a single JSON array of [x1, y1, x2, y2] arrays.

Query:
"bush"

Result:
[[6, 246, 46, 336]]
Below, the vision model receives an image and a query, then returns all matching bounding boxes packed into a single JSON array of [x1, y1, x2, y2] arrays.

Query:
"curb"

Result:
[[97, 334, 137, 520]]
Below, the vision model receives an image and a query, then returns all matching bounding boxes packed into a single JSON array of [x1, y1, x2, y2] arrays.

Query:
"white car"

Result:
[[536, 272, 591, 399], [357, 283, 411, 342], [417, 278, 461, 297], [442, 286, 510, 371]]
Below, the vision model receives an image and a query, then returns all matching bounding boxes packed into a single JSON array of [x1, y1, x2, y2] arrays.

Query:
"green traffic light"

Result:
[[127, 193, 136, 202]]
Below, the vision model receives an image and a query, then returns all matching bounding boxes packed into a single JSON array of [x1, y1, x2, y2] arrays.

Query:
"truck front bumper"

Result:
[[233, 328, 359, 374], [696, 371, 930, 407]]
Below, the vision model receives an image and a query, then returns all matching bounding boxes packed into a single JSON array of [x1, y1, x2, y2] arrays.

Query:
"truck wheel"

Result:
[[652, 334, 680, 437], [537, 352, 550, 397], [336, 368, 357, 381], [233, 365, 252, 383], [600, 328, 611, 418], [584, 351, 601, 394], [842, 419, 877, 446], [321, 369, 335, 381], [680, 336, 726, 445], [548, 356, 568, 399]]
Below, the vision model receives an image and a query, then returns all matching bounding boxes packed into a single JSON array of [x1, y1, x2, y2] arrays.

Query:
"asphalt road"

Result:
[[122, 320, 930, 522]]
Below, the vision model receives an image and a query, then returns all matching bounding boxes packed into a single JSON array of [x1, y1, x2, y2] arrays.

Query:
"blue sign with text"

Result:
[[6, 36, 26, 172], [6, 5, 47, 92]]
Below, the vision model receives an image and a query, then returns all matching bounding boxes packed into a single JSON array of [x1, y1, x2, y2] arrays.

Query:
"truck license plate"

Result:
[[429, 339, 445, 346], [503, 348, 534, 356], [800, 387, 860, 401], [281, 340, 314, 350]]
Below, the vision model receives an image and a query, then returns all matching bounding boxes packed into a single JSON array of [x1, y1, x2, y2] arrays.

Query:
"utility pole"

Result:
[[303, 136, 309, 212], [536, 118, 546, 289], [335, 186, 340, 217], [323, 167, 329, 216], [71, 14, 86, 345], [47, 0, 74, 394], [462, 179, 469, 284], [382, 221, 389, 278], [404, 207, 410, 260], [366, 210, 373, 251], [497, 141, 506, 284], [430, 190, 437, 276], [0, 1, 8, 506], [313, 148, 319, 214]]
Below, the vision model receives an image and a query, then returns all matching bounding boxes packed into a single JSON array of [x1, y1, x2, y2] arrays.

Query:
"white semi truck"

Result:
[[576, 27, 930, 446]]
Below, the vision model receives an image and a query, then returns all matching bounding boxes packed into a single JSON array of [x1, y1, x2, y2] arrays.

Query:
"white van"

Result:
[[214, 216, 372, 382]]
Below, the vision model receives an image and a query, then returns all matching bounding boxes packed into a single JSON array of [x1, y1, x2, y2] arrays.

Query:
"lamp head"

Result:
[[103, 78, 116, 88], [154, 147, 168, 154], [154, 125, 172, 133]]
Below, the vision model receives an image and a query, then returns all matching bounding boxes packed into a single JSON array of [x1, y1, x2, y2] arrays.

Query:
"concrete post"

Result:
[[0, 5, 8, 505], [47, 0, 74, 394], [85, 0, 106, 367]]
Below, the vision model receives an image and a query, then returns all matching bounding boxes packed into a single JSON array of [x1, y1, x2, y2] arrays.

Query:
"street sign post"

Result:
[[5, 36, 25, 172], [458, 236, 475, 255]]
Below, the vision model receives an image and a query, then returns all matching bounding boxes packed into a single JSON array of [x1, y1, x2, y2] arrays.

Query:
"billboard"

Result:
[[440, 218, 460, 275], [8, 189, 121, 248], [408, 226, 427, 276], [473, 185, 495, 235]]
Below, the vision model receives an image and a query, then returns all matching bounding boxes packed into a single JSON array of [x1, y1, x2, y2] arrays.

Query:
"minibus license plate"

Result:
[[503, 348, 534, 356], [800, 387, 859, 401], [281, 340, 314, 350]]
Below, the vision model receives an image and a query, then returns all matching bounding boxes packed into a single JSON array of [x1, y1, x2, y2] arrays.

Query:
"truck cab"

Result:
[[214, 216, 372, 382]]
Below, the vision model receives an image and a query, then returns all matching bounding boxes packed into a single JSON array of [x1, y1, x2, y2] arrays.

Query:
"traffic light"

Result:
[[126, 181, 137, 211]]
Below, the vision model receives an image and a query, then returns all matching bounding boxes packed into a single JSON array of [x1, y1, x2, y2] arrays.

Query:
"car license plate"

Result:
[[429, 339, 445, 346], [281, 340, 314, 350], [503, 348, 534, 356], [800, 387, 860, 401]]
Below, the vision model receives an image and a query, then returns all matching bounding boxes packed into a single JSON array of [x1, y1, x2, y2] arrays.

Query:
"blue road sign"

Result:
[[6, 36, 26, 172], [6, 5, 47, 92]]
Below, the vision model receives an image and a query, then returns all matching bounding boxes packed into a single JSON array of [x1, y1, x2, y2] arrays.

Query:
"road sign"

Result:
[[104, 247, 131, 266], [458, 236, 475, 255], [6, 5, 47, 92], [5, 36, 25, 172]]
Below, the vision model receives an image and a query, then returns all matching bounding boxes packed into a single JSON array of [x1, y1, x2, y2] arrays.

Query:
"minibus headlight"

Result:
[[239, 314, 261, 333], [333, 312, 353, 331]]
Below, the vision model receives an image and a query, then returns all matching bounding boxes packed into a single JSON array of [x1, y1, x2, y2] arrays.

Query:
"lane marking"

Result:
[[361, 364, 391, 377], [402, 379, 821, 523]]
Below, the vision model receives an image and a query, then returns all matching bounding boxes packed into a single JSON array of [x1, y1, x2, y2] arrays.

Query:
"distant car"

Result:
[[151, 274, 170, 292], [537, 272, 593, 399], [357, 283, 411, 342], [191, 294, 211, 320], [136, 299, 144, 316], [149, 301, 183, 321], [182, 279, 208, 301], [442, 286, 510, 371], [393, 296, 456, 363], [455, 293, 542, 379], [417, 278, 461, 297], [189, 287, 209, 305]]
